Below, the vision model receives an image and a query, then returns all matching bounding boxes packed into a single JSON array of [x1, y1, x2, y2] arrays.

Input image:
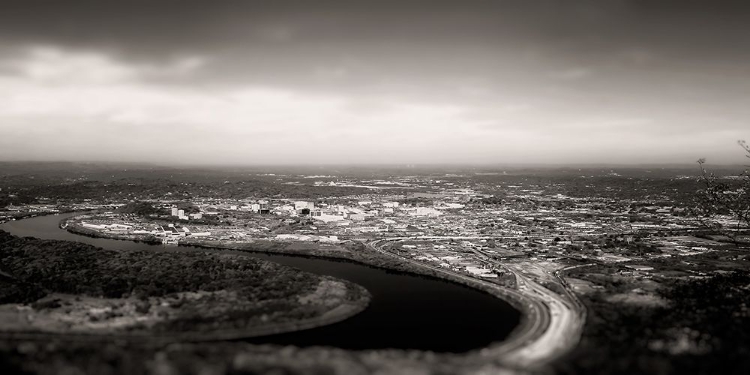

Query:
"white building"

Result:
[[465, 266, 497, 278], [294, 201, 314, 211], [411, 207, 442, 217], [348, 213, 366, 221], [311, 213, 346, 223]]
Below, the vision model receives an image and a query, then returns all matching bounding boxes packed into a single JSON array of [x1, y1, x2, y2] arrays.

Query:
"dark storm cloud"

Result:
[[0, 0, 748, 97], [2, 1, 748, 78]]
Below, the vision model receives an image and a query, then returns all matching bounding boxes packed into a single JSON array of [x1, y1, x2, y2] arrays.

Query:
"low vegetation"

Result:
[[0, 230, 369, 338], [556, 250, 750, 375]]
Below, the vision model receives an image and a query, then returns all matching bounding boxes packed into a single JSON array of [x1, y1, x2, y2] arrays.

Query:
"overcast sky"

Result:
[[0, 0, 748, 165]]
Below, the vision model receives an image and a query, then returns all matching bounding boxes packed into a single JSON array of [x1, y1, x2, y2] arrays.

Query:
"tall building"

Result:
[[171, 207, 178, 216]]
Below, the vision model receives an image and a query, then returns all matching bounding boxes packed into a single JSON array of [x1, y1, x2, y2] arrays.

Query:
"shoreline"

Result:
[[60, 214, 542, 359], [0, 219, 372, 344], [0, 283, 370, 345]]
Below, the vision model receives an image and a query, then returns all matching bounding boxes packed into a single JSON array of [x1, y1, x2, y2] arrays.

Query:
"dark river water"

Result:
[[1, 213, 520, 353]]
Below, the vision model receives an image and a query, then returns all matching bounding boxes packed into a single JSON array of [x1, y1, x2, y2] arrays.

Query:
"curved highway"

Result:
[[370, 237, 585, 367], [1, 213, 522, 353]]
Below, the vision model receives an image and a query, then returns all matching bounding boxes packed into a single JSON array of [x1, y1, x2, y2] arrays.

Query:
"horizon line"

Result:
[[0, 159, 747, 170]]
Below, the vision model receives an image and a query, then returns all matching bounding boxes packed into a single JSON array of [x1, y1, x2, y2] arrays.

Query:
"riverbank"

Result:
[[1, 212, 536, 375], [0, 229, 370, 342], [66, 222, 163, 245], [61, 214, 538, 358]]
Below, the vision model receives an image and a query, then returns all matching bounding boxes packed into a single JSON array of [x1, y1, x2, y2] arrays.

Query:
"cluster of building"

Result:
[[7, 172, 742, 285], [74, 213, 212, 244], [170, 207, 202, 220]]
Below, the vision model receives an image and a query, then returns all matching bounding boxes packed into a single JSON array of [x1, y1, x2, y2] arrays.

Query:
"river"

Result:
[[1, 213, 521, 353]]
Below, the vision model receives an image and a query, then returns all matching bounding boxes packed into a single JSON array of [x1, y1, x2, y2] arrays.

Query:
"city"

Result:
[[1, 164, 748, 373], [2, 1, 749, 374]]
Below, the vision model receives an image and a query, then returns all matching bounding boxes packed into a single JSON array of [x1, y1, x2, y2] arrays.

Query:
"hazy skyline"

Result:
[[1, 1, 748, 165]]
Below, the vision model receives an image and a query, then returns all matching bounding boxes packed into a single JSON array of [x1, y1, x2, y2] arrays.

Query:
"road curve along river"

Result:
[[1, 213, 521, 353]]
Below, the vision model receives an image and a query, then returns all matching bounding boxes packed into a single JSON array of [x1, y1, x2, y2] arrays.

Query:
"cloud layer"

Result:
[[0, 1, 748, 165]]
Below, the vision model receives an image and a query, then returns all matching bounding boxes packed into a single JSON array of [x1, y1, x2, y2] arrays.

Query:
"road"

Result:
[[501, 270, 582, 367], [369, 238, 586, 369]]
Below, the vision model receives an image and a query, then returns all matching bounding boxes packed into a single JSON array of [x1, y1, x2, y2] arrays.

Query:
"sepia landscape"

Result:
[[1, 1, 749, 375]]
